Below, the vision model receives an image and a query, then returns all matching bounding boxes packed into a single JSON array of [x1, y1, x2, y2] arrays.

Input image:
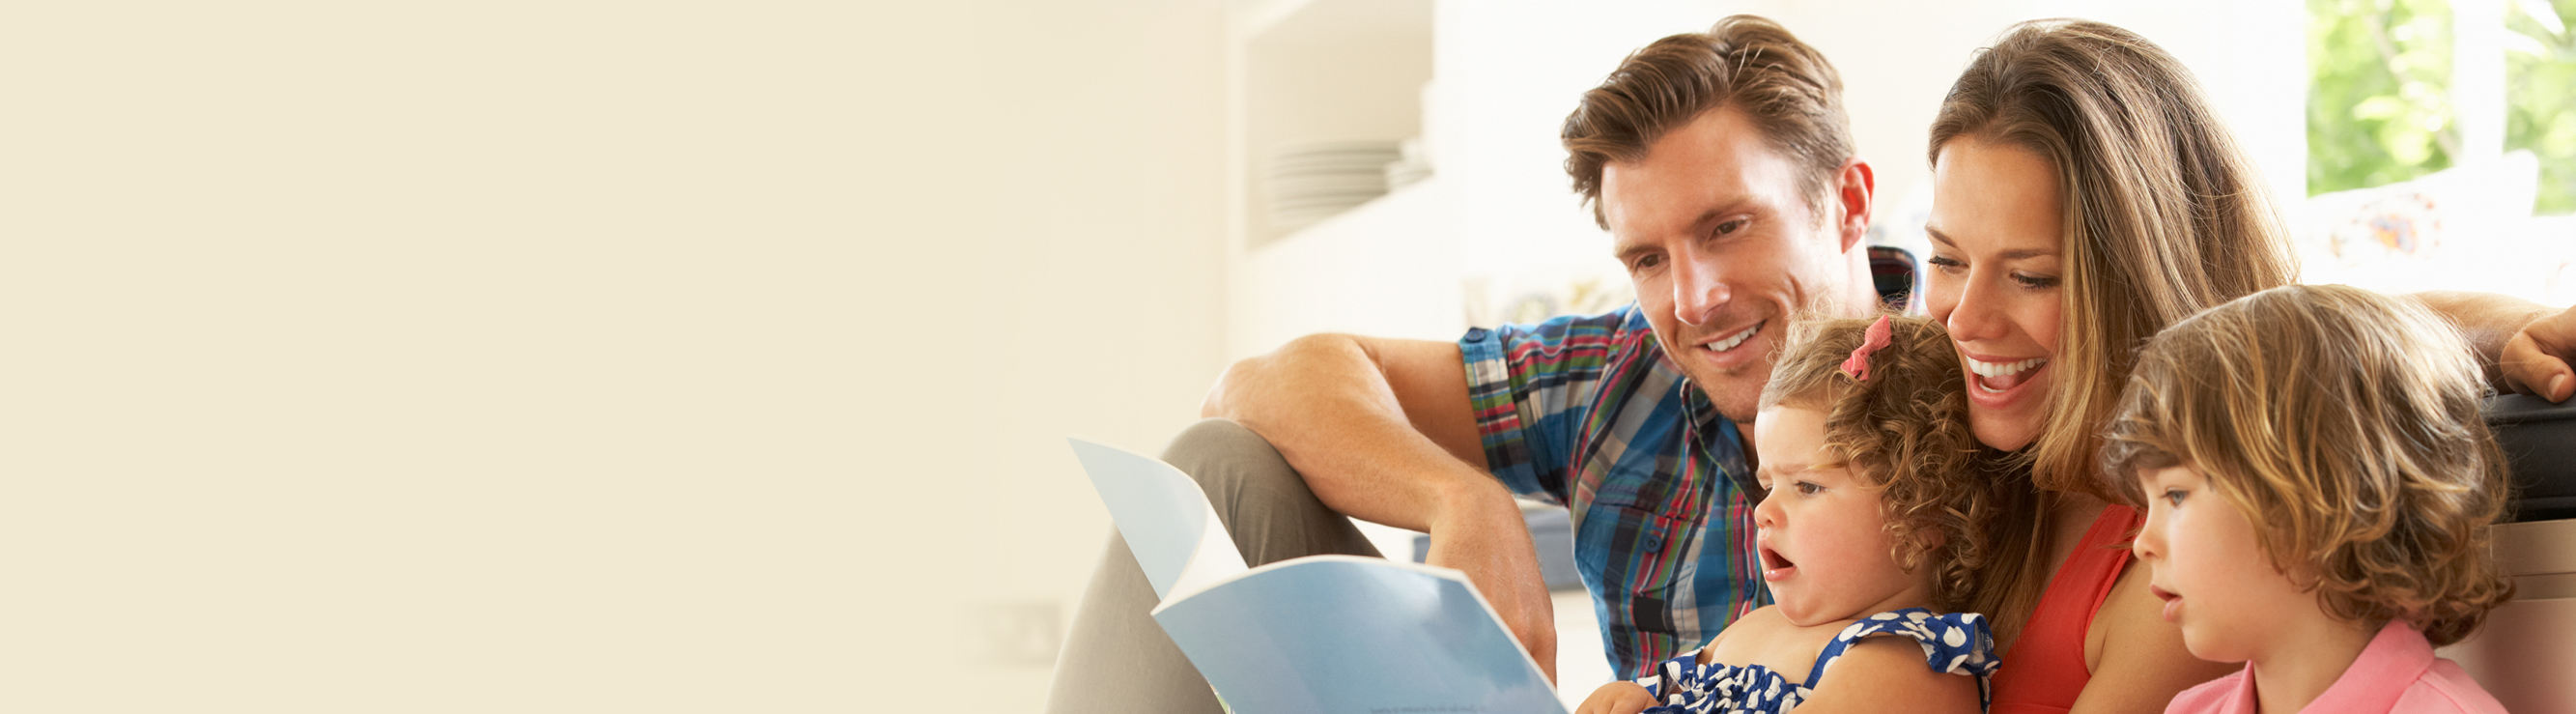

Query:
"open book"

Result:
[[1067, 437, 1567, 714]]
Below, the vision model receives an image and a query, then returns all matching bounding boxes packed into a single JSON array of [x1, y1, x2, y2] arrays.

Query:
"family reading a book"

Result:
[[1051, 15, 2564, 714]]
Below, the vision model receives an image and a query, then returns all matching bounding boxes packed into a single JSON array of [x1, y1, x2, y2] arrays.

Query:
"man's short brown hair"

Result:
[[1562, 14, 1854, 229]]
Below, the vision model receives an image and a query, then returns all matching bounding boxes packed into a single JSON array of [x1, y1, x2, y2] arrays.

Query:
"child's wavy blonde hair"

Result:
[[1758, 315, 2026, 620], [2102, 284, 2515, 646]]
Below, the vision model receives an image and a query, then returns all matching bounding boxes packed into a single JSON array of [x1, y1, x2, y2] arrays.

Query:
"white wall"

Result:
[[5, 2, 1224, 712]]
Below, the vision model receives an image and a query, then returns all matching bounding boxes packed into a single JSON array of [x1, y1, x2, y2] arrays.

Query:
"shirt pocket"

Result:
[[1572, 501, 1693, 595]]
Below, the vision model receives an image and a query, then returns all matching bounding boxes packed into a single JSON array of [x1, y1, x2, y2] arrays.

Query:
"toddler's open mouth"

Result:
[[1759, 545, 1796, 581]]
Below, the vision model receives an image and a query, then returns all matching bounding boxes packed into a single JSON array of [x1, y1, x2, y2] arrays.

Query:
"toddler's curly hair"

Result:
[[2102, 284, 2515, 645], [1758, 315, 2011, 616]]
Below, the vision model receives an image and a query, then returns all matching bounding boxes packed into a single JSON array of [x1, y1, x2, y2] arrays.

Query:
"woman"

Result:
[[1911, 18, 2541, 713]]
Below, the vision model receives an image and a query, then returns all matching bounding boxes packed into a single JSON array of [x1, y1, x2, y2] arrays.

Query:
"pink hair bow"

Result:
[[1839, 315, 1893, 381]]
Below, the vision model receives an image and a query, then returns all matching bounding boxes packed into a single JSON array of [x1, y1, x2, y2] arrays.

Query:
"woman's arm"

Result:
[[2067, 564, 2240, 714], [1788, 638, 1981, 714]]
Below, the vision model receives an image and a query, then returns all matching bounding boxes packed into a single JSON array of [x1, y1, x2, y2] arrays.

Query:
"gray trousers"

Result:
[[1044, 418, 1384, 714]]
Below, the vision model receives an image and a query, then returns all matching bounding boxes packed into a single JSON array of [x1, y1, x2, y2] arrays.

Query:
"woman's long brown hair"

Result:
[[1924, 19, 2302, 649]]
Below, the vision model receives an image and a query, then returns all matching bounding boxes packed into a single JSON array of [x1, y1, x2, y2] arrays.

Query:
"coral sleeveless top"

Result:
[[1988, 503, 2142, 714]]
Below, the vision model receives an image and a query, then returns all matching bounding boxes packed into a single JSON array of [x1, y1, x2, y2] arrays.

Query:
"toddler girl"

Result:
[[1579, 315, 2019, 714], [2103, 284, 2516, 714]]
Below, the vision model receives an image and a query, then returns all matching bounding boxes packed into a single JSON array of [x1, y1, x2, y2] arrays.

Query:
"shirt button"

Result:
[[1642, 532, 1664, 552], [1464, 327, 1490, 341]]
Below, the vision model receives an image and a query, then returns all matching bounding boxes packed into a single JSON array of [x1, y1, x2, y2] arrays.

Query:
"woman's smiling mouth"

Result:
[[1966, 355, 2049, 392]]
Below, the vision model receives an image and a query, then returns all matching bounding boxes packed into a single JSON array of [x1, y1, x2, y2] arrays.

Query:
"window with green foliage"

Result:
[[2507, 0, 2576, 214], [2310, 0, 2576, 214]]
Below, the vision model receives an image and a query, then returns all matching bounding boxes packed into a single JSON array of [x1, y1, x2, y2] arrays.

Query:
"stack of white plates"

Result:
[[1268, 140, 1401, 234], [1384, 137, 1432, 190]]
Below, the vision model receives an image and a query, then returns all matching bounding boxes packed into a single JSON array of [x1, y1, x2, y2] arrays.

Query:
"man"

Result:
[[1047, 16, 1908, 713]]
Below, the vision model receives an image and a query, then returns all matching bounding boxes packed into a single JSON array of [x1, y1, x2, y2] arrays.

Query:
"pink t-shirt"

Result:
[[2163, 620, 2505, 714]]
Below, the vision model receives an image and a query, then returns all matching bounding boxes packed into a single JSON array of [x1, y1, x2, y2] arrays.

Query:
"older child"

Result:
[[2103, 284, 2517, 714], [1579, 315, 2024, 714]]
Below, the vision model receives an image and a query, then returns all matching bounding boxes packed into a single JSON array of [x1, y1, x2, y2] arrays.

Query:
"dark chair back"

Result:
[[2487, 394, 2576, 523]]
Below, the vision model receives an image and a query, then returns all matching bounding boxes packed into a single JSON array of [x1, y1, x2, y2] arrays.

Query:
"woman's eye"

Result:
[[2012, 271, 2060, 289], [1927, 255, 1965, 274]]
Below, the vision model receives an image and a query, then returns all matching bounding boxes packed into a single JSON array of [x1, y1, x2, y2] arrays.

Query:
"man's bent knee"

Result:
[[1161, 418, 1303, 496]]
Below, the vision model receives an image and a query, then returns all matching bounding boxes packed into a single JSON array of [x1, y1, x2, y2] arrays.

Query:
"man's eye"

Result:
[[1631, 254, 1663, 271], [1714, 218, 1748, 236]]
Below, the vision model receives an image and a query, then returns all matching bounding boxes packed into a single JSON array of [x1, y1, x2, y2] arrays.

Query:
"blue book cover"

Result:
[[1067, 438, 1565, 714]]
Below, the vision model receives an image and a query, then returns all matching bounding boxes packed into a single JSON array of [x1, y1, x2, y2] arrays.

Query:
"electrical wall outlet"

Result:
[[977, 601, 1062, 667]]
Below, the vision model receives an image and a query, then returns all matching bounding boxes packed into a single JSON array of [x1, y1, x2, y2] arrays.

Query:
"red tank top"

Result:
[[1988, 503, 2141, 714]]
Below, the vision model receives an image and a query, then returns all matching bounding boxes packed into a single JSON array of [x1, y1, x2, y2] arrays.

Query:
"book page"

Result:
[[1150, 556, 1566, 714], [1065, 437, 1248, 601]]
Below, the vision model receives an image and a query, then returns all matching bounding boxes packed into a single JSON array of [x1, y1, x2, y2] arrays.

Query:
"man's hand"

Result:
[[2409, 292, 2572, 401], [1422, 480, 1557, 683], [2502, 305, 2576, 402], [1575, 681, 1658, 714]]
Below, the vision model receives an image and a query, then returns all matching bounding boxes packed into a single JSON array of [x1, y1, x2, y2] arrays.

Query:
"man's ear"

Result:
[[1833, 158, 1875, 253]]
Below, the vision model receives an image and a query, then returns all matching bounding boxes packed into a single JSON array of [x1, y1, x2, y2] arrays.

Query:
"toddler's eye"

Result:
[[1795, 481, 1825, 496], [2162, 488, 2187, 507]]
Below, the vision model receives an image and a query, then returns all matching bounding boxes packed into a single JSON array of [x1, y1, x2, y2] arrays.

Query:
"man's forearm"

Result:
[[2411, 291, 2556, 386], [1201, 333, 1493, 530]]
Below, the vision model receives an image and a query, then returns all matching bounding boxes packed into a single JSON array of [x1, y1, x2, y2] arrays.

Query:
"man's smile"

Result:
[[1703, 320, 1766, 353]]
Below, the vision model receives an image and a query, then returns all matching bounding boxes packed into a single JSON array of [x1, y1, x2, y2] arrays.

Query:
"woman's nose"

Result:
[[1942, 275, 2009, 343]]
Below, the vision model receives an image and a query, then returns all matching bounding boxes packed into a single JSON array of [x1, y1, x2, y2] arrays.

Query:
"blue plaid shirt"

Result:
[[1458, 247, 1917, 678]]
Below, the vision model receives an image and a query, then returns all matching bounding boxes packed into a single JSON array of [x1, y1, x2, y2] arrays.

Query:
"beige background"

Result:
[[6, 2, 1225, 710]]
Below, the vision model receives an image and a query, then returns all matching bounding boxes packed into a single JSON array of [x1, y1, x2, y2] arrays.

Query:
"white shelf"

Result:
[[1231, 0, 1317, 41], [1231, 0, 1432, 248], [1231, 178, 1461, 359]]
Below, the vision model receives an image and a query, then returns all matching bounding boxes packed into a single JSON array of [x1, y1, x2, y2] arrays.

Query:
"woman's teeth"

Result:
[[1967, 357, 2047, 378], [1967, 356, 2048, 392], [1706, 323, 1761, 353]]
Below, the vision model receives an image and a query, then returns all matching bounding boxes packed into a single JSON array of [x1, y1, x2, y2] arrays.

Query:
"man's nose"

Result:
[[1673, 254, 1730, 327]]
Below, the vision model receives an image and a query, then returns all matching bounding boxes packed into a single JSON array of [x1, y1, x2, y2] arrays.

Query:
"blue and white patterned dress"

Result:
[[1640, 609, 1999, 713]]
